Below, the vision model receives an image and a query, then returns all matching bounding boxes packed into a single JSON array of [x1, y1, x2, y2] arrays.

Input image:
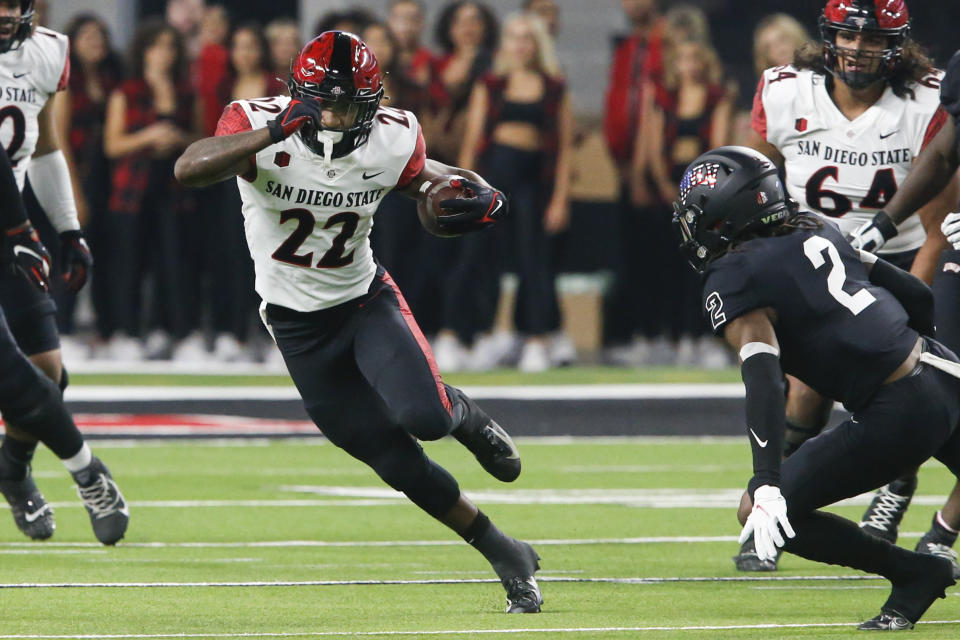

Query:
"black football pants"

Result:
[[933, 249, 960, 357], [778, 338, 960, 576], [265, 268, 462, 518]]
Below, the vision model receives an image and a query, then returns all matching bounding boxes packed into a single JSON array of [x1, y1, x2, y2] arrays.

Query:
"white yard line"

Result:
[[0, 574, 888, 589], [65, 384, 745, 402], [2, 620, 960, 639]]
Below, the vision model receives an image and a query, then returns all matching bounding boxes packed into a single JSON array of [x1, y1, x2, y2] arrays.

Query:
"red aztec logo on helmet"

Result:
[[823, 0, 909, 30]]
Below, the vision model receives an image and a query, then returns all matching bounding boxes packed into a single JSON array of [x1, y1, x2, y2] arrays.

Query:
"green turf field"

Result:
[[3, 437, 958, 639]]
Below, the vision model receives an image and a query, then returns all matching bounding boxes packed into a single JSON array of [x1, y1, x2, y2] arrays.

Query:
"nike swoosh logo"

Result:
[[489, 199, 503, 217], [362, 170, 384, 180], [13, 245, 44, 262], [13, 72, 28, 78], [24, 505, 51, 523], [749, 428, 768, 448], [879, 130, 899, 140]]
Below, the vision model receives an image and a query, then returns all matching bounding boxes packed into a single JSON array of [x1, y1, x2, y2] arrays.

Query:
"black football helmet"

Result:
[[820, 0, 911, 90], [672, 146, 797, 272], [0, 0, 34, 54]]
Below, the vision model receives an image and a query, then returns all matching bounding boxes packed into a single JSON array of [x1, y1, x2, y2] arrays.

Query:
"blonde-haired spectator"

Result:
[[753, 13, 812, 76], [433, 13, 574, 372]]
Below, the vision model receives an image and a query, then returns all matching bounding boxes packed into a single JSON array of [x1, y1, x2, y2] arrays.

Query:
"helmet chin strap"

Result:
[[315, 130, 344, 168]]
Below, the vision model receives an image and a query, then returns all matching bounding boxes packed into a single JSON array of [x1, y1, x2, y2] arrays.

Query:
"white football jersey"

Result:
[[217, 96, 423, 312], [753, 65, 947, 254], [0, 26, 69, 190]]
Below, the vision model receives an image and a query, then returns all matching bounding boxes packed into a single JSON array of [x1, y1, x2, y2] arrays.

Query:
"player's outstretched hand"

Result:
[[4, 224, 51, 292], [848, 210, 898, 253], [59, 230, 93, 292], [267, 98, 323, 143], [739, 485, 795, 561], [942, 212, 960, 250], [437, 179, 508, 234]]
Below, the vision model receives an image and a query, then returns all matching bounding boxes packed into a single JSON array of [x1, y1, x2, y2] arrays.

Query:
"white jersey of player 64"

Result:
[[753, 64, 946, 254], [216, 96, 423, 312], [0, 25, 69, 190]]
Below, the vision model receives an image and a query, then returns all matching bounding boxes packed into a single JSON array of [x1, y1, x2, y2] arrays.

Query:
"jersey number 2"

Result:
[[802, 236, 876, 315], [272, 209, 359, 269]]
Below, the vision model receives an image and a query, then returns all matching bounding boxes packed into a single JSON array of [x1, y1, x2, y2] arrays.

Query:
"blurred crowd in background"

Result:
[[28, 0, 956, 371]]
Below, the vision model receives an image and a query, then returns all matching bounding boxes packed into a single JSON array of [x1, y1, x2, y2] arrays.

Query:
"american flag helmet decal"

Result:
[[679, 162, 721, 202]]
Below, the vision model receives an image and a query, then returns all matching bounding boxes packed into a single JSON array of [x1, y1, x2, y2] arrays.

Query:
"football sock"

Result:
[[463, 511, 534, 580], [62, 443, 93, 477], [0, 441, 32, 480], [785, 510, 919, 582], [926, 511, 959, 547]]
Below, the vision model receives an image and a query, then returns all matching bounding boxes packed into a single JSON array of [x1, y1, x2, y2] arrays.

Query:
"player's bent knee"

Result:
[[393, 403, 453, 442]]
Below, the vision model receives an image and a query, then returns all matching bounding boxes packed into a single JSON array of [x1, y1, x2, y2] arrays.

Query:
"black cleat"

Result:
[[73, 457, 129, 545], [502, 541, 542, 613], [859, 478, 916, 544], [505, 576, 542, 613], [857, 610, 914, 631], [734, 534, 779, 572], [867, 553, 956, 628], [448, 387, 521, 482], [915, 537, 960, 580], [0, 470, 54, 540]]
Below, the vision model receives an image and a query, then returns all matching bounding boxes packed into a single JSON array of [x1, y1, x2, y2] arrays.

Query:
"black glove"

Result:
[[267, 98, 324, 143], [846, 209, 898, 253], [4, 224, 51, 292], [59, 230, 93, 292], [436, 178, 508, 235]]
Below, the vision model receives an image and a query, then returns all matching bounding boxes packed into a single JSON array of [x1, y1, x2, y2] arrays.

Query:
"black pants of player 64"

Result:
[[264, 268, 463, 519]]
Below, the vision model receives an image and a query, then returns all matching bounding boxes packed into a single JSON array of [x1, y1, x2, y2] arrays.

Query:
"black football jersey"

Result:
[[702, 221, 918, 411]]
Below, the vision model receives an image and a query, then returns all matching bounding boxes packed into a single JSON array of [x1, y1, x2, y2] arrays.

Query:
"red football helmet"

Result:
[[0, 0, 35, 54], [288, 31, 384, 158], [820, 0, 911, 89]]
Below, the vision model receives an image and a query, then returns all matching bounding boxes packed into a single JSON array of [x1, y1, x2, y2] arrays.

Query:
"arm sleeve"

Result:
[[0, 148, 27, 229], [869, 257, 935, 336], [396, 124, 427, 189], [740, 350, 786, 497]]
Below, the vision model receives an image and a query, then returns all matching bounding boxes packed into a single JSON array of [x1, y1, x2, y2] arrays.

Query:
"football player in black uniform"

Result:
[[846, 48, 960, 576], [0, 145, 128, 544], [674, 146, 959, 630]]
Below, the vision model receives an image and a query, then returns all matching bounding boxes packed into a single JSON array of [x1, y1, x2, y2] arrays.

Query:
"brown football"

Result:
[[416, 174, 468, 238]]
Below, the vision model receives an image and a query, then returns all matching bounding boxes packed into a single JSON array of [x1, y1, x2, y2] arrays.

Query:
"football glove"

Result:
[[739, 484, 795, 562], [847, 210, 898, 253], [267, 98, 324, 143], [4, 224, 51, 292], [59, 230, 93, 292], [435, 178, 508, 235], [942, 211, 960, 250]]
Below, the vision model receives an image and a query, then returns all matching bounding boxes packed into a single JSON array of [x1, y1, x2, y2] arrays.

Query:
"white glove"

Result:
[[847, 210, 898, 253], [739, 485, 796, 561], [942, 212, 960, 250]]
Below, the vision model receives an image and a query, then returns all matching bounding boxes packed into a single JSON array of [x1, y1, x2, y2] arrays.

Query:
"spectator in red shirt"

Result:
[[195, 4, 231, 137], [601, 0, 665, 364], [102, 19, 197, 360], [56, 14, 123, 348], [389, 0, 433, 86]]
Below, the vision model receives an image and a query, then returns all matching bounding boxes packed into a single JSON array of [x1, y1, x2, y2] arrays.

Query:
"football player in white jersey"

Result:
[[0, 0, 128, 545], [738, 0, 960, 571], [175, 31, 542, 614]]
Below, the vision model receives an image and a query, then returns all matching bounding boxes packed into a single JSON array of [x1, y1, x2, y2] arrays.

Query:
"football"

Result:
[[416, 174, 468, 237]]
